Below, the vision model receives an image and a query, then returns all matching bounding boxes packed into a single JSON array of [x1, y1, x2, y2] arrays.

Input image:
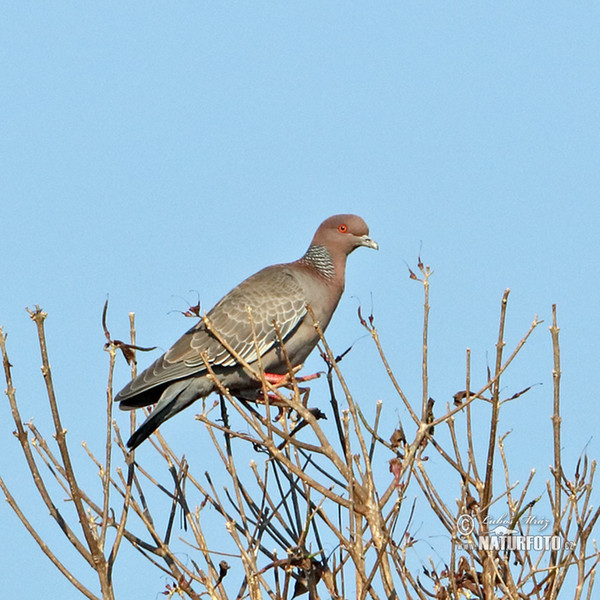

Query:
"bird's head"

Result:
[[312, 214, 379, 255]]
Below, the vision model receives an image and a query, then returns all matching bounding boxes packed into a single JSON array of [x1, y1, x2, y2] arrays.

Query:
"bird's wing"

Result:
[[116, 265, 307, 401]]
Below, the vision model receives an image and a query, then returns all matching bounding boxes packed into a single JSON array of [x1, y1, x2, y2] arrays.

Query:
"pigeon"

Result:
[[116, 214, 378, 449]]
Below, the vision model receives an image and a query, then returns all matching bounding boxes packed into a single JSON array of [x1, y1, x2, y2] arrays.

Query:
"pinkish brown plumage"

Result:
[[116, 214, 378, 449]]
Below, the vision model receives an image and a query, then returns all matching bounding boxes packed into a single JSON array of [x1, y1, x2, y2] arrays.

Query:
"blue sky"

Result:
[[1, 3, 599, 598]]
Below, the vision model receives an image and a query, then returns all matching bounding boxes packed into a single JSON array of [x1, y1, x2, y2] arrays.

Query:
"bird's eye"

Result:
[[338, 224, 348, 233]]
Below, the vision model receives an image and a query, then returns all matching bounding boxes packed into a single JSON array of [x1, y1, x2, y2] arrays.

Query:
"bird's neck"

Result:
[[299, 244, 347, 286]]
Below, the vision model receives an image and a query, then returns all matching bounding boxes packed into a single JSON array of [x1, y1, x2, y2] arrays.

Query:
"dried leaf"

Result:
[[390, 425, 406, 448], [389, 457, 403, 487], [180, 302, 201, 318], [453, 390, 474, 405]]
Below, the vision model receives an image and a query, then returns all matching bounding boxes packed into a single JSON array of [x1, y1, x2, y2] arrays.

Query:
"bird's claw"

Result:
[[263, 370, 322, 387]]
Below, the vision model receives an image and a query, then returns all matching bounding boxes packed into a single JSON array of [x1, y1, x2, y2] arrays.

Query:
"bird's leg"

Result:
[[295, 372, 321, 383], [241, 369, 321, 424], [261, 369, 320, 417], [248, 389, 290, 423], [263, 372, 292, 386], [263, 369, 322, 387]]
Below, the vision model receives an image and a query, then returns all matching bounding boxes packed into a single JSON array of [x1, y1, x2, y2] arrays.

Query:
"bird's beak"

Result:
[[358, 235, 379, 250]]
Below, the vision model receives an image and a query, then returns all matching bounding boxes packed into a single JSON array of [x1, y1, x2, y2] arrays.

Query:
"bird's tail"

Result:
[[126, 379, 197, 450]]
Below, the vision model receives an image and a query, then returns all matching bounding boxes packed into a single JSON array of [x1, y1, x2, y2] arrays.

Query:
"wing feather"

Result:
[[115, 265, 307, 402]]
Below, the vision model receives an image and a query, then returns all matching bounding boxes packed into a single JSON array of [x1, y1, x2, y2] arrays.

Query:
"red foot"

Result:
[[264, 372, 289, 385], [264, 371, 322, 386], [295, 372, 321, 383]]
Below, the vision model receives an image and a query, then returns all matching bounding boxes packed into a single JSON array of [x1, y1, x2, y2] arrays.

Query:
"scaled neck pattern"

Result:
[[300, 244, 336, 280]]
